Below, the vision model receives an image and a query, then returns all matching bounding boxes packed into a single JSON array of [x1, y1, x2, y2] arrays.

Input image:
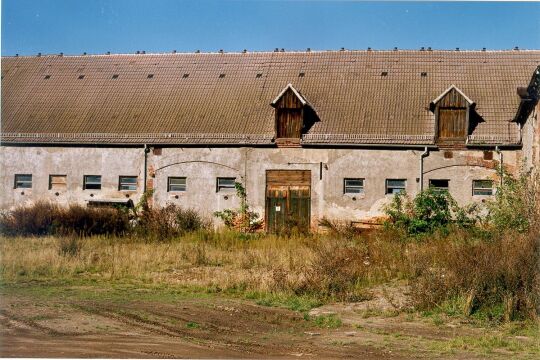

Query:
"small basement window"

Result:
[[119, 176, 138, 191], [168, 177, 186, 192], [217, 177, 236, 192], [429, 179, 449, 193], [14, 174, 32, 189], [344, 178, 364, 194], [472, 180, 494, 196], [385, 179, 406, 194], [83, 175, 102, 190], [49, 175, 67, 190]]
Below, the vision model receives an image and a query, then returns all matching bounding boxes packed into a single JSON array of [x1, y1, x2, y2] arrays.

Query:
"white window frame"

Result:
[[83, 175, 102, 190], [119, 176, 138, 191], [344, 178, 365, 194], [472, 180, 494, 196], [385, 179, 406, 195], [14, 174, 32, 189], [217, 177, 236, 192], [168, 177, 186, 192]]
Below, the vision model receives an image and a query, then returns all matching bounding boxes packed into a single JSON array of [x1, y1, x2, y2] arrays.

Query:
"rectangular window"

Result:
[[217, 177, 236, 192], [385, 179, 406, 194], [429, 179, 449, 193], [83, 175, 102, 190], [119, 176, 137, 191], [344, 178, 364, 194], [472, 180, 494, 196], [168, 177, 186, 192], [49, 175, 67, 190], [14, 174, 32, 189]]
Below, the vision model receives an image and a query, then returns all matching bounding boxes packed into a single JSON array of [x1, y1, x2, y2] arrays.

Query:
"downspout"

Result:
[[495, 145, 503, 187], [420, 146, 430, 192], [143, 144, 150, 193]]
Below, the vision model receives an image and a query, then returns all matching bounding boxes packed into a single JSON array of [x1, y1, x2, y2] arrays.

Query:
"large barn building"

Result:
[[1, 49, 539, 231]]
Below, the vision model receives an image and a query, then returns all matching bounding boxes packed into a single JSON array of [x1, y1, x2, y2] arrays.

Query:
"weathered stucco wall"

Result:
[[0, 145, 515, 227], [0, 146, 145, 209], [151, 147, 506, 225]]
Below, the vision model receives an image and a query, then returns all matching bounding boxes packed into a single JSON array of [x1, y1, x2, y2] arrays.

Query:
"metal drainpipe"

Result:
[[420, 147, 430, 192], [495, 146, 503, 186], [143, 144, 150, 193]]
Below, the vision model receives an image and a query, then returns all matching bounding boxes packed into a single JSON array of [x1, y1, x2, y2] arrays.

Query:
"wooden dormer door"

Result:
[[438, 108, 467, 141]]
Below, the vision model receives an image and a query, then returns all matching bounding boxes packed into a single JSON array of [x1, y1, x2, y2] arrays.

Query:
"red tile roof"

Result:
[[1, 50, 539, 145]]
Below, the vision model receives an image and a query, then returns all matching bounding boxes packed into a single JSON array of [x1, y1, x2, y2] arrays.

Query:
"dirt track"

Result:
[[0, 294, 401, 359]]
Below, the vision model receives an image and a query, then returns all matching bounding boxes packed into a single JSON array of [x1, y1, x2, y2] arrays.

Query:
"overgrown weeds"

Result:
[[0, 202, 130, 236], [0, 200, 208, 240], [135, 204, 210, 241], [0, 168, 538, 324]]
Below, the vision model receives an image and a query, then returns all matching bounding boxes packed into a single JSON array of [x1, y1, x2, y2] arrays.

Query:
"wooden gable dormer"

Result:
[[271, 84, 314, 148], [430, 85, 475, 148]]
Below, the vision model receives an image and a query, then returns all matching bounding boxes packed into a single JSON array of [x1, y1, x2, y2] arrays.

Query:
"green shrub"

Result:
[[487, 167, 540, 234], [214, 182, 263, 233], [384, 188, 480, 236]]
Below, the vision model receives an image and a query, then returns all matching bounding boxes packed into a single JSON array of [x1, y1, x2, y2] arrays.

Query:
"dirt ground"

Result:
[[0, 283, 536, 359]]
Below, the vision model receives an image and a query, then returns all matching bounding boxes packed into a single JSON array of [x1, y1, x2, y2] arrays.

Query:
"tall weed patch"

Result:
[[0, 202, 130, 236], [407, 169, 540, 322]]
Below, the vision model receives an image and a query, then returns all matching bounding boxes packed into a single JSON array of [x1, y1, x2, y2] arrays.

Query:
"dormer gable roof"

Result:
[[430, 85, 475, 110], [271, 83, 308, 107]]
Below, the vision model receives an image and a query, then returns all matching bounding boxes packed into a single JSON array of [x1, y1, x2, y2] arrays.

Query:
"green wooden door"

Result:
[[266, 185, 311, 233], [266, 170, 311, 233]]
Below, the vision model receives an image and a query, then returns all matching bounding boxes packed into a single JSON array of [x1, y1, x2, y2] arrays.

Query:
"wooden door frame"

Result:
[[265, 170, 311, 233]]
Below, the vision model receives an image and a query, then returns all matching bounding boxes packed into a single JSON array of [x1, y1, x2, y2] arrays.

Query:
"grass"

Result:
[[0, 232, 540, 358], [311, 314, 342, 329], [186, 321, 200, 329]]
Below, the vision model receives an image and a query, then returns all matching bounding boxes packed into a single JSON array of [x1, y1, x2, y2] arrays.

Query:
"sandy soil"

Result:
[[0, 294, 402, 359], [0, 287, 533, 359]]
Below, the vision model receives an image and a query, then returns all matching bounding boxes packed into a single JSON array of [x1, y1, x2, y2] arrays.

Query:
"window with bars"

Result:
[[83, 175, 102, 190], [385, 179, 406, 194], [168, 177, 186, 192], [344, 178, 364, 194], [217, 177, 236, 192], [472, 180, 494, 196], [14, 174, 32, 189], [49, 175, 67, 190], [119, 176, 137, 191]]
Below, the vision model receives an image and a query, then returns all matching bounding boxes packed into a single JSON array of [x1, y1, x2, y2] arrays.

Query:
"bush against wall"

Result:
[[0, 199, 208, 239], [383, 188, 480, 236], [486, 167, 540, 234], [0, 202, 131, 236], [213, 182, 263, 233], [135, 204, 210, 240]]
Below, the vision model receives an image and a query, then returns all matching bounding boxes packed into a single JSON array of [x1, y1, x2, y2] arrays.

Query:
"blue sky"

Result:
[[2, 0, 540, 56]]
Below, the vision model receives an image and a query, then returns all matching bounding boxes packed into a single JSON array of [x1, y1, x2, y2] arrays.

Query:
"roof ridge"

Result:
[[3, 48, 540, 58]]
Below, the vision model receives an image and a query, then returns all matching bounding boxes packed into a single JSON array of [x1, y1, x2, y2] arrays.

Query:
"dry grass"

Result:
[[0, 231, 410, 300]]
